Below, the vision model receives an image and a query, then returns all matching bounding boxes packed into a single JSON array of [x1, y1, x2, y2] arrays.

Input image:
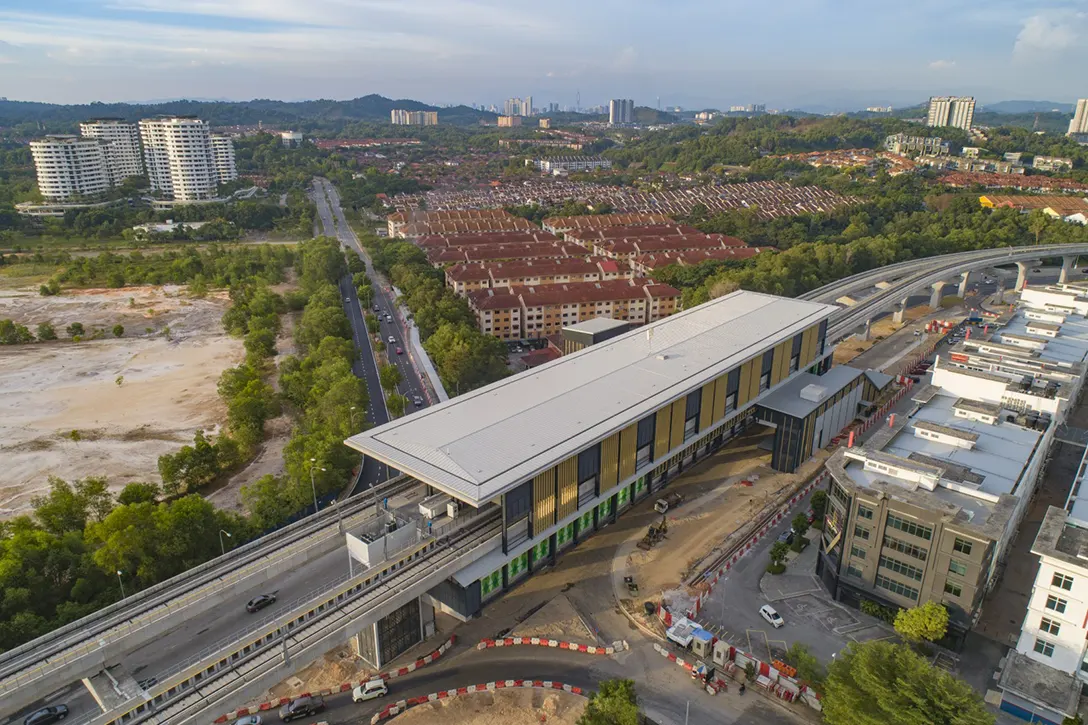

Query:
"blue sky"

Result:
[[0, 0, 1084, 108]]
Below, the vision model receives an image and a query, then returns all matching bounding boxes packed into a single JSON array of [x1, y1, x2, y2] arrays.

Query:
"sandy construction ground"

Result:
[[396, 688, 585, 725], [0, 285, 242, 518]]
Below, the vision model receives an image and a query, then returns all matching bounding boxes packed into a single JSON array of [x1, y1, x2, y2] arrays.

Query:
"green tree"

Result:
[[32, 476, 113, 535], [1028, 209, 1049, 245], [387, 393, 407, 418], [578, 679, 640, 725], [379, 363, 402, 392], [36, 322, 57, 341], [112, 324, 124, 338], [894, 601, 949, 644], [822, 641, 992, 725], [792, 512, 810, 537], [188, 275, 209, 298], [0, 319, 33, 345], [117, 482, 160, 505], [785, 643, 827, 688], [767, 540, 790, 573], [811, 490, 828, 519], [66, 322, 85, 339], [241, 475, 297, 530]]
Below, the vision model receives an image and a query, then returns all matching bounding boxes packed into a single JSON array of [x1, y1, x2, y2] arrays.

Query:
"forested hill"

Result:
[[0, 94, 496, 133]]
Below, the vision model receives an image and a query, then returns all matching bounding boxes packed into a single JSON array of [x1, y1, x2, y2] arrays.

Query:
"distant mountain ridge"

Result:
[[980, 100, 1074, 114], [0, 94, 496, 130]]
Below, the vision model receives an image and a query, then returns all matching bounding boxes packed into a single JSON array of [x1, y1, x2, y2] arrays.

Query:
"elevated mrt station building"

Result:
[[346, 291, 852, 628]]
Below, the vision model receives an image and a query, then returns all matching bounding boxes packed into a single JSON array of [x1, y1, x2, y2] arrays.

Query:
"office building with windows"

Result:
[[503, 97, 533, 117], [139, 117, 236, 201], [926, 96, 976, 131], [999, 505, 1088, 724], [609, 99, 634, 125], [29, 136, 111, 201], [816, 295, 1088, 647], [78, 119, 143, 184], [348, 291, 838, 617]]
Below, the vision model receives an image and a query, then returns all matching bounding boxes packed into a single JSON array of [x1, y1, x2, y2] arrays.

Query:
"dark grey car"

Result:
[[278, 696, 325, 722], [25, 706, 69, 725]]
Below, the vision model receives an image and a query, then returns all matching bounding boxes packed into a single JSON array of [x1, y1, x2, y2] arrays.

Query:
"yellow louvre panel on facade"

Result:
[[770, 341, 786, 386], [654, 406, 672, 460], [557, 455, 578, 519], [533, 469, 555, 529], [600, 432, 619, 489], [737, 360, 753, 407], [712, 374, 728, 422], [699, 381, 715, 432], [619, 423, 637, 481], [669, 398, 685, 449], [747, 356, 761, 402], [800, 326, 817, 366]]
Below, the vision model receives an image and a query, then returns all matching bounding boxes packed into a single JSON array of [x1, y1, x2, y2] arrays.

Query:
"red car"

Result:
[[395, 346, 403, 355]]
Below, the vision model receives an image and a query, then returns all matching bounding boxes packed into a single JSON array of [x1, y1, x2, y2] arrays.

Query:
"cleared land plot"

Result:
[[396, 688, 585, 725], [0, 285, 241, 518]]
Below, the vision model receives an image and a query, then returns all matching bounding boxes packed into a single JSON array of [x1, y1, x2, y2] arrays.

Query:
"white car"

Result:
[[759, 604, 784, 628], [352, 679, 388, 703], [235, 717, 261, 725], [388, 335, 395, 344]]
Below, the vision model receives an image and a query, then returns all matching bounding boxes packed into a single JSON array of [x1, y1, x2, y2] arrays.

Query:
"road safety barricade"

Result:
[[212, 636, 456, 723], [476, 637, 628, 655], [370, 680, 585, 723]]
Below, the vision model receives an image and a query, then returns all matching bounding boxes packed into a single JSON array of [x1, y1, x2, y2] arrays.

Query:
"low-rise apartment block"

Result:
[[426, 242, 589, 266], [444, 257, 627, 296], [1033, 156, 1073, 172], [416, 230, 559, 249], [387, 209, 535, 238], [497, 115, 522, 127], [532, 156, 613, 174], [564, 224, 703, 243], [542, 212, 675, 235], [630, 247, 766, 274], [590, 233, 749, 261], [467, 279, 681, 340], [917, 155, 1025, 175], [884, 133, 951, 157]]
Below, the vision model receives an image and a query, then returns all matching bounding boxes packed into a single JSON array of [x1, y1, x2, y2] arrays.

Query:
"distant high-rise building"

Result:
[[926, 96, 976, 131], [139, 117, 235, 202], [390, 109, 439, 126], [548, 102, 559, 113], [78, 119, 143, 184], [1069, 99, 1088, 136], [503, 98, 532, 117], [609, 99, 634, 125], [29, 135, 111, 200], [748, 103, 766, 113]]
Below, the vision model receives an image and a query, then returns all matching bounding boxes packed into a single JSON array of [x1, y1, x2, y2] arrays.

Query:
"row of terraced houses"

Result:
[[388, 209, 768, 341]]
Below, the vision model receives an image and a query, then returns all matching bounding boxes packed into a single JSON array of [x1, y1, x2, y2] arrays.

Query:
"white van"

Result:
[[352, 679, 388, 703]]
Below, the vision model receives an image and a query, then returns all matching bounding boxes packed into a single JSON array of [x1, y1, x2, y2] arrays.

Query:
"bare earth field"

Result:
[[395, 689, 585, 725], [0, 285, 242, 518]]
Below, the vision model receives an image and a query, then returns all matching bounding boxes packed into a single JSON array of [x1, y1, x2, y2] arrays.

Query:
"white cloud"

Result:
[[1013, 11, 1087, 60], [927, 59, 956, 70]]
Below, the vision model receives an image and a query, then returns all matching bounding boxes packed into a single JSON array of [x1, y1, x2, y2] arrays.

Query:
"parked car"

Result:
[[245, 593, 276, 613], [913, 330, 922, 337], [236, 717, 262, 725], [24, 707, 68, 725], [805, 508, 816, 523], [759, 604, 784, 628], [278, 696, 325, 722], [395, 346, 403, 355], [776, 529, 794, 545], [352, 679, 388, 703]]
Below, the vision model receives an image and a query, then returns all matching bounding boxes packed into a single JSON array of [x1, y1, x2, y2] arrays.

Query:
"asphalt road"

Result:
[[313, 178, 430, 411]]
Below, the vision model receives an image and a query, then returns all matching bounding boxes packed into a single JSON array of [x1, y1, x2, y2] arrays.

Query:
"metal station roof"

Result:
[[345, 291, 837, 506]]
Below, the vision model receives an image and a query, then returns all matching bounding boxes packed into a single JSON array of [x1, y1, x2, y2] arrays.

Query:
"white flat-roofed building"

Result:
[[348, 290, 837, 610], [79, 119, 143, 183], [29, 135, 110, 200], [139, 116, 232, 202]]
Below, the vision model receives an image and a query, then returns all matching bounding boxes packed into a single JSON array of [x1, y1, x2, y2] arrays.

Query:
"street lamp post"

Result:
[[117, 570, 126, 599], [309, 458, 327, 516], [219, 529, 232, 555], [349, 405, 357, 430]]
